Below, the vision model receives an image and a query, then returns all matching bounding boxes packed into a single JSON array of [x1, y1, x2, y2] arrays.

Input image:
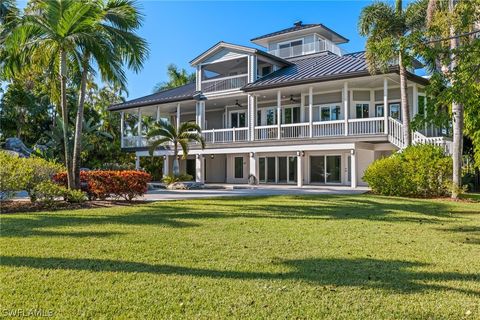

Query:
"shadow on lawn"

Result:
[[439, 225, 480, 245], [1, 255, 478, 296], [1, 195, 474, 238]]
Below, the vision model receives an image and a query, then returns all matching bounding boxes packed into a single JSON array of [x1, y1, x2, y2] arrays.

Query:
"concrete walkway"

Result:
[[142, 184, 369, 201]]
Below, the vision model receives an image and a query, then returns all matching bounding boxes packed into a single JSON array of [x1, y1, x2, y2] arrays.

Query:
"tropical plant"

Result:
[[358, 0, 426, 146], [153, 64, 195, 92], [147, 120, 205, 176]]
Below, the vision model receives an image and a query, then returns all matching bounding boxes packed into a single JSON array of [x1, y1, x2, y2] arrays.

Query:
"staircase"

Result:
[[387, 117, 453, 155]]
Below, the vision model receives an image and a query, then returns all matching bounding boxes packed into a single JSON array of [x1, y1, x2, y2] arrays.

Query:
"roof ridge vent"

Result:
[[293, 21, 302, 27]]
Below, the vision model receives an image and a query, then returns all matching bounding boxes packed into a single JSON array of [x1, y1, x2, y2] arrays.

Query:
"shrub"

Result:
[[53, 170, 151, 201], [0, 152, 29, 200], [162, 174, 193, 185], [24, 157, 64, 202], [34, 181, 68, 206], [64, 189, 87, 203], [364, 144, 453, 197]]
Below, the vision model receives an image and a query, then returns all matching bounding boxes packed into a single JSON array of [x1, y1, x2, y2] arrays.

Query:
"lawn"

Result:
[[1, 195, 479, 319]]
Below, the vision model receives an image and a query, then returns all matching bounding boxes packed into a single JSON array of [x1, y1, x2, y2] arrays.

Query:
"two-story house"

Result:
[[108, 22, 451, 188]]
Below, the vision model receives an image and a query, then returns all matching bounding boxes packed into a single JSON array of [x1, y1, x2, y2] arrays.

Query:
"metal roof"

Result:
[[251, 23, 349, 44], [108, 82, 196, 111], [243, 52, 370, 91]]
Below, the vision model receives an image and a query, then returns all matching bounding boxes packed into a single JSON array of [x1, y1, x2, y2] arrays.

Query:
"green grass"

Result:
[[1, 195, 479, 319]]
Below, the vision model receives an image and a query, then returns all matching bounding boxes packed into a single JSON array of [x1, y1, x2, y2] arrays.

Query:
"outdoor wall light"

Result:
[[162, 155, 166, 160], [297, 151, 305, 157], [350, 149, 355, 156], [250, 152, 255, 157], [210, 154, 215, 159]]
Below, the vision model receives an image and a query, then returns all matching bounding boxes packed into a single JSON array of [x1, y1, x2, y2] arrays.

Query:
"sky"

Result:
[[13, 0, 402, 100]]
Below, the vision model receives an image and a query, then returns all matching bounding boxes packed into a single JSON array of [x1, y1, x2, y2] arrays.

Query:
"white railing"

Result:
[[202, 127, 249, 144], [348, 117, 384, 135], [201, 74, 248, 93], [312, 120, 344, 137], [255, 125, 278, 140], [413, 131, 453, 155], [388, 117, 405, 149], [281, 123, 309, 139], [268, 39, 346, 59]]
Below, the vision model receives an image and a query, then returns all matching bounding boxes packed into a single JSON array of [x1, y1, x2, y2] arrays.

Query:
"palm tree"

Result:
[[153, 64, 195, 92], [147, 120, 205, 176], [72, 0, 148, 188], [359, 0, 424, 147], [5, 0, 100, 188]]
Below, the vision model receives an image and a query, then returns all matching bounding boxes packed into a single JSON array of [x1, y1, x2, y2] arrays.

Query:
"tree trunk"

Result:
[[172, 142, 180, 176], [59, 49, 74, 189], [72, 54, 89, 189], [449, 0, 463, 199], [398, 52, 411, 147]]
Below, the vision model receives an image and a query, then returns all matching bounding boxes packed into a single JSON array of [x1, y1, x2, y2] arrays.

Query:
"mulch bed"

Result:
[[0, 200, 145, 214]]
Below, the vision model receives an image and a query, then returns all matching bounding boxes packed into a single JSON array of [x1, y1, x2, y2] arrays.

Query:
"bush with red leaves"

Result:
[[53, 170, 151, 201]]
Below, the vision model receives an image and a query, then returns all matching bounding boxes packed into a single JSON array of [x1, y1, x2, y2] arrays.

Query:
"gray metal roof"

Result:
[[108, 82, 196, 111], [243, 52, 370, 91], [251, 23, 349, 43]]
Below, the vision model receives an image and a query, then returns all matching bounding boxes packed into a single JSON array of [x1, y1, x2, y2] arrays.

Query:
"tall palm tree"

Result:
[[153, 64, 195, 92], [72, 0, 148, 188], [147, 120, 205, 176], [5, 0, 100, 188], [359, 0, 424, 147]]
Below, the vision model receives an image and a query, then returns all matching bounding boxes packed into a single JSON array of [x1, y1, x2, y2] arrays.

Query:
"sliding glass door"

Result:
[[258, 156, 297, 184], [310, 155, 342, 184]]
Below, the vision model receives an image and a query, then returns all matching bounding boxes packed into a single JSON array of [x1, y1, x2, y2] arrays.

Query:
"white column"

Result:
[[156, 106, 161, 122], [196, 65, 202, 91], [343, 82, 349, 136], [383, 77, 388, 134], [135, 155, 140, 170], [297, 152, 303, 187], [137, 108, 142, 147], [195, 154, 205, 183], [277, 90, 281, 139], [248, 94, 255, 141], [195, 101, 204, 129], [350, 150, 357, 188], [300, 94, 305, 122], [176, 103, 181, 129], [413, 83, 418, 116], [163, 156, 169, 177], [308, 87, 313, 138], [249, 152, 258, 184], [120, 111, 124, 148]]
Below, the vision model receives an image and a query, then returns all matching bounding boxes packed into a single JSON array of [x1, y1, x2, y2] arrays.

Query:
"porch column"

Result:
[[383, 78, 388, 134], [156, 106, 161, 122], [135, 155, 140, 170], [137, 108, 142, 147], [176, 103, 181, 129], [413, 83, 418, 115], [195, 101, 205, 129], [120, 111, 125, 148], [277, 90, 281, 139], [248, 94, 256, 141], [163, 155, 169, 177], [343, 82, 349, 136], [196, 65, 202, 91], [308, 87, 313, 138], [300, 94, 305, 122], [350, 150, 357, 188], [195, 154, 205, 183], [249, 152, 258, 184], [297, 151, 304, 187]]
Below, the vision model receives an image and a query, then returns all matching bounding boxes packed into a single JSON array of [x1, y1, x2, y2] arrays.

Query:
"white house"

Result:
[[108, 22, 451, 187]]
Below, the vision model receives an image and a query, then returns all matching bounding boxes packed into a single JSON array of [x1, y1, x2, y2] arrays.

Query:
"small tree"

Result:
[[147, 120, 205, 176]]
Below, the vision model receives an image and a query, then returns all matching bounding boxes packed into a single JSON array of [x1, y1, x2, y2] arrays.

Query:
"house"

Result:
[[108, 21, 451, 187]]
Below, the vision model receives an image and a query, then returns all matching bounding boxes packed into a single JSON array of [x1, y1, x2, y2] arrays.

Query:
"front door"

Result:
[[186, 159, 196, 178], [310, 155, 341, 184]]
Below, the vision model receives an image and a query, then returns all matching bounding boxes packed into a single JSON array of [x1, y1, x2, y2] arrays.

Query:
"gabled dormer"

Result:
[[251, 21, 349, 59], [190, 41, 291, 95]]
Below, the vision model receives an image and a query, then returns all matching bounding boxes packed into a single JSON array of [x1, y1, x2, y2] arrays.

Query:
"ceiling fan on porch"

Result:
[[289, 95, 298, 103], [235, 100, 243, 108]]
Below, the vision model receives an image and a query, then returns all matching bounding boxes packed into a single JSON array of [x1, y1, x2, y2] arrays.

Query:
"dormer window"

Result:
[[277, 39, 304, 58]]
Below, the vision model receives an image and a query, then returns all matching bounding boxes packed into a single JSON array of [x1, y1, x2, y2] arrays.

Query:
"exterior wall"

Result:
[[205, 109, 224, 129], [356, 149, 375, 186], [226, 153, 249, 184], [203, 48, 246, 64], [205, 154, 226, 183]]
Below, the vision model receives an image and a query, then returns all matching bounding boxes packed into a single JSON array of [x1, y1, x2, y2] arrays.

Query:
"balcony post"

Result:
[[176, 103, 181, 129], [196, 65, 202, 91], [277, 90, 281, 139], [300, 94, 305, 122], [248, 94, 255, 141], [384, 78, 388, 134], [233, 127, 236, 142], [137, 108, 142, 147], [343, 82, 348, 136], [120, 111, 124, 148], [195, 101, 204, 129], [308, 87, 313, 138], [212, 128, 215, 144]]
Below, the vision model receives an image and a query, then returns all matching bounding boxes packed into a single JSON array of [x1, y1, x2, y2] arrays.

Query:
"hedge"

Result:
[[53, 170, 151, 201], [363, 144, 453, 197]]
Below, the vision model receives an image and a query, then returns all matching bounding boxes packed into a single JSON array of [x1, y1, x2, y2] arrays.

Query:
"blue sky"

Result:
[[13, 1, 402, 99]]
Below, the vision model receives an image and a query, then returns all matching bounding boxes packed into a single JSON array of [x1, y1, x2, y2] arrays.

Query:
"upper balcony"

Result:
[[268, 39, 347, 59], [200, 56, 249, 94]]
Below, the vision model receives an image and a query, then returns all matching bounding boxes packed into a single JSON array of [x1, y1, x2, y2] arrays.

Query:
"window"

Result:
[[389, 103, 401, 120], [418, 95, 426, 115], [266, 108, 276, 125], [278, 39, 303, 57], [261, 66, 272, 76], [375, 104, 384, 117], [318, 105, 341, 121], [234, 157, 243, 179], [257, 110, 262, 126], [356, 103, 369, 118], [230, 111, 246, 128], [283, 107, 300, 124]]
